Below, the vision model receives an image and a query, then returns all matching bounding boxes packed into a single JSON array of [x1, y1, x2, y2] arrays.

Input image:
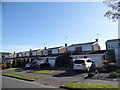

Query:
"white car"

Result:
[[73, 58, 93, 71]]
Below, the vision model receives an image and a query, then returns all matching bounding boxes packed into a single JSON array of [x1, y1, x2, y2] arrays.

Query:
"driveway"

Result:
[[2, 68, 120, 88]]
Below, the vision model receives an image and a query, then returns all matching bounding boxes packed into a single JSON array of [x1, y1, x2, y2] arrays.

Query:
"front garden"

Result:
[[63, 81, 120, 89]]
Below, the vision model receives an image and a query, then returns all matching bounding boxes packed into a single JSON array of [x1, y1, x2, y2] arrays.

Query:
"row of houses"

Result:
[[1, 38, 120, 67]]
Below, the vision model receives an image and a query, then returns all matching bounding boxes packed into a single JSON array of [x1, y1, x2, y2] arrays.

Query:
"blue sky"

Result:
[[2, 2, 118, 53]]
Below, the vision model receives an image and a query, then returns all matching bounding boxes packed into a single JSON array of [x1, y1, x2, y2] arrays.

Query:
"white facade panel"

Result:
[[71, 54, 104, 67]]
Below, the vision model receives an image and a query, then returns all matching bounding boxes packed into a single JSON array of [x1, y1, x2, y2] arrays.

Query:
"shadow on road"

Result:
[[53, 68, 87, 77]]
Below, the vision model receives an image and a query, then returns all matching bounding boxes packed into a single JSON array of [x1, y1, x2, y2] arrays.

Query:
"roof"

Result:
[[68, 41, 96, 47], [106, 38, 120, 43], [48, 46, 63, 50], [89, 50, 107, 54], [0, 52, 12, 54]]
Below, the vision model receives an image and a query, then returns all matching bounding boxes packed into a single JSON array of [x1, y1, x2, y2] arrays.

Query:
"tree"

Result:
[[103, 0, 120, 21]]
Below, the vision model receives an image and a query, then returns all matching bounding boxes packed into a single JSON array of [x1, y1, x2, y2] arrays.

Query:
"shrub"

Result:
[[40, 63, 50, 68], [99, 60, 117, 72], [87, 72, 96, 78], [6, 63, 11, 68], [2, 63, 7, 69], [108, 62, 116, 69], [109, 72, 119, 78], [116, 70, 120, 73], [55, 52, 72, 67]]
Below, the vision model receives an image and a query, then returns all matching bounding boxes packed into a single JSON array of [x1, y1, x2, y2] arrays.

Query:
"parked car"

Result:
[[25, 63, 31, 70], [73, 58, 93, 71], [30, 60, 44, 69]]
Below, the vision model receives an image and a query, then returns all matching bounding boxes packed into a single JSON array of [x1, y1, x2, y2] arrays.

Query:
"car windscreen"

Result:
[[74, 60, 85, 64], [86, 60, 93, 63]]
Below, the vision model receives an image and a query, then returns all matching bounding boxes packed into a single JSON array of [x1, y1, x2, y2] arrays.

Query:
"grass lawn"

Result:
[[4, 68, 21, 71], [4, 73, 43, 80], [64, 82, 120, 89], [27, 70, 54, 74]]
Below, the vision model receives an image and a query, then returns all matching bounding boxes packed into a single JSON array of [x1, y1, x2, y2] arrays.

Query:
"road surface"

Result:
[[2, 76, 55, 88]]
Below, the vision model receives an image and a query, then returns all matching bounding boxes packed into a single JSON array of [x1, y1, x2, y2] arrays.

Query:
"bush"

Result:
[[55, 52, 72, 67], [116, 70, 120, 73], [87, 72, 96, 78], [40, 63, 50, 68], [109, 72, 119, 78], [2, 63, 7, 69], [99, 60, 117, 72], [108, 62, 116, 69]]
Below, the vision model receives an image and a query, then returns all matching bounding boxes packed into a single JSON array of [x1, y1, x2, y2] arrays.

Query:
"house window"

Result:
[[32, 52, 36, 55], [4, 55, 9, 58], [68, 47, 75, 51], [82, 45, 92, 51], [108, 43, 118, 49], [18, 54, 22, 57], [26, 52, 29, 56], [52, 49, 58, 54], [14, 54, 17, 57], [43, 50, 48, 55]]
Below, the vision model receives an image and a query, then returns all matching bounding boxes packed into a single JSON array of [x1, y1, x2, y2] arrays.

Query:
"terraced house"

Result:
[[2, 39, 120, 68], [106, 38, 120, 67], [0, 52, 12, 64], [67, 39, 100, 54]]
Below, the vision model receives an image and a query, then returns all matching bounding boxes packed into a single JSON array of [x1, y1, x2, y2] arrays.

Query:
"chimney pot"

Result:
[[44, 47, 47, 49], [65, 43, 67, 47], [95, 39, 98, 42]]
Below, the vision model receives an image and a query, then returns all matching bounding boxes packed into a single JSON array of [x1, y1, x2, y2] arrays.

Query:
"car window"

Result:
[[86, 60, 92, 63], [74, 60, 85, 64]]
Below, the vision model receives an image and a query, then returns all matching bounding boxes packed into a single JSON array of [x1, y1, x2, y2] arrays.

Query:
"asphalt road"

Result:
[[2, 76, 56, 88]]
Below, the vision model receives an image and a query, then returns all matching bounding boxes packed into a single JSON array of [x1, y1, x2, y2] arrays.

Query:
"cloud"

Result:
[[2, 45, 41, 53]]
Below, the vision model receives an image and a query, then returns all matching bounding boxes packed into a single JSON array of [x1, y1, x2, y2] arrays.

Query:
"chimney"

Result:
[[65, 43, 67, 47], [30, 49, 32, 51], [14, 52, 15, 54], [95, 39, 98, 42], [44, 47, 47, 50]]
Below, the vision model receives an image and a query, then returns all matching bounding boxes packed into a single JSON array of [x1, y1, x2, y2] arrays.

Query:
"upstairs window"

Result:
[[26, 52, 29, 56], [43, 50, 48, 55], [68, 47, 75, 51], [108, 43, 118, 49], [32, 52, 36, 55], [18, 54, 22, 57], [52, 49, 58, 54], [82, 45, 92, 51]]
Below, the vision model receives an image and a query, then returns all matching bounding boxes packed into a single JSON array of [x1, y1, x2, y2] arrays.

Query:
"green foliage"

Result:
[[15, 59, 26, 68], [55, 51, 72, 67], [108, 62, 116, 68], [99, 60, 116, 72], [27, 70, 54, 74], [109, 70, 120, 78], [64, 81, 120, 89], [4, 68, 20, 71], [109, 72, 119, 78], [2, 63, 7, 69], [4, 73, 43, 80], [116, 70, 120, 73], [12, 59, 17, 68]]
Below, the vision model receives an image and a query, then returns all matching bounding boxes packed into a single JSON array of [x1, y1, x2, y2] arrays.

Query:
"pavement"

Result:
[[2, 68, 120, 88], [2, 76, 56, 88]]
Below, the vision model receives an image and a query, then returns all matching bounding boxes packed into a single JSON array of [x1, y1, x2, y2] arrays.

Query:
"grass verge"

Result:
[[27, 70, 54, 74], [3, 73, 43, 81], [64, 82, 120, 89], [4, 68, 23, 71]]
